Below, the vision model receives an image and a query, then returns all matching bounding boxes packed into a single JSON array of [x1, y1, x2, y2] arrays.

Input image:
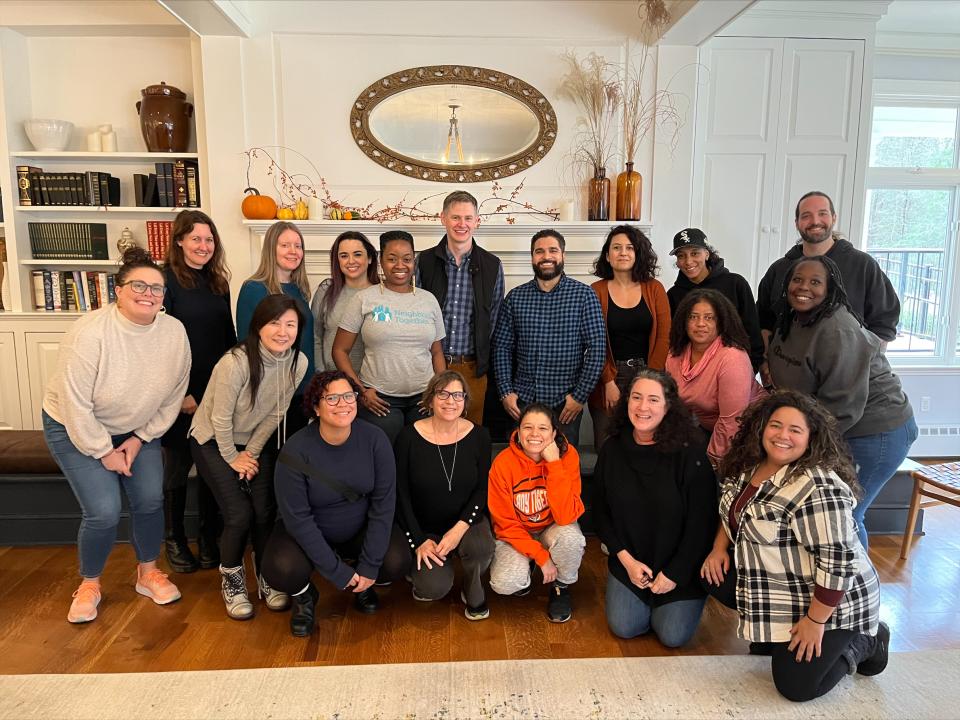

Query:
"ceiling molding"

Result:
[[156, 0, 251, 37], [659, 0, 755, 46]]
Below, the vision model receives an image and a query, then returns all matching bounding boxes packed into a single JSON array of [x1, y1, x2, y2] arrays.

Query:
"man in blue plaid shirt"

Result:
[[493, 229, 605, 449]]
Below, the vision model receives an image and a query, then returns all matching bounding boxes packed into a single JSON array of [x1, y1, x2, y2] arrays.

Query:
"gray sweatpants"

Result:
[[489, 522, 586, 594]]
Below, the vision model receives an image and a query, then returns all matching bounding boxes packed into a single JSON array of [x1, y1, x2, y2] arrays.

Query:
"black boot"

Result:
[[353, 587, 379, 614], [164, 488, 198, 573], [197, 533, 220, 570], [290, 583, 319, 637], [547, 581, 572, 623], [196, 479, 221, 569], [849, 622, 890, 676]]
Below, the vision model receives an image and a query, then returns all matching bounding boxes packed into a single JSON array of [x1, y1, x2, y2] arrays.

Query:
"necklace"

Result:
[[432, 417, 459, 492]]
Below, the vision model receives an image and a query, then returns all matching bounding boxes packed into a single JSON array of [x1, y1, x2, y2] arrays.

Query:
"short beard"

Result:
[[800, 226, 833, 244], [533, 260, 564, 281]]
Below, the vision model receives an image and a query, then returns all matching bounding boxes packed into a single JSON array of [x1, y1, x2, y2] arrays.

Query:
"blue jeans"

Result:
[[604, 572, 706, 647], [357, 392, 423, 445], [42, 411, 164, 578], [847, 415, 918, 549]]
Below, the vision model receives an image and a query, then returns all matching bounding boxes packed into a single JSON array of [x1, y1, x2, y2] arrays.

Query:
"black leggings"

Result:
[[702, 551, 859, 702], [162, 442, 220, 541], [189, 438, 276, 569]]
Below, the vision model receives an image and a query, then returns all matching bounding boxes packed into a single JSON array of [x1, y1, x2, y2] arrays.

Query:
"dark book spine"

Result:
[[42, 270, 54, 311], [107, 274, 116, 303], [133, 174, 147, 207], [90, 223, 108, 260], [98, 174, 110, 207], [16, 165, 35, 205], [185, 161, 199, 207], [173, 160, 188, 207]]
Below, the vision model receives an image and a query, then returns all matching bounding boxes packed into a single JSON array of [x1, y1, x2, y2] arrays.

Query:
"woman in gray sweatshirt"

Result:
[[189, 294, 307, 620], [766, 255, 916, 551], [43, 247, 191, 624]]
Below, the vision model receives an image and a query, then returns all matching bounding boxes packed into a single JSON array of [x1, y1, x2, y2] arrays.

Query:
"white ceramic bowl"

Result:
[[24, 119, 74, 151]]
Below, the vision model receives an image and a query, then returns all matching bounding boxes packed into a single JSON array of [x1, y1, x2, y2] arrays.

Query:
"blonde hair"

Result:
[[249, 221, 311, 298]]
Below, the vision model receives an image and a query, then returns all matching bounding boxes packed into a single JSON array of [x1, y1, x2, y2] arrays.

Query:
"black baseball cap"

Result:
[[670, 228, 709, 255]]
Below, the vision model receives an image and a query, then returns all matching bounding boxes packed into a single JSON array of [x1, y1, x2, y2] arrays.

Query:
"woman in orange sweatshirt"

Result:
[[488, 404, 585, 623]]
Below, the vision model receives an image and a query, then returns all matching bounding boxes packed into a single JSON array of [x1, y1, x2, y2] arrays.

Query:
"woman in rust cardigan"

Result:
[[589, 225, 671, 451]]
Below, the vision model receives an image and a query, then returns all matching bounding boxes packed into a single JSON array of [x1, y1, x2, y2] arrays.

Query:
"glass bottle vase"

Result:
[[588, 168, 611, 221], [615, 161, 642, 221]]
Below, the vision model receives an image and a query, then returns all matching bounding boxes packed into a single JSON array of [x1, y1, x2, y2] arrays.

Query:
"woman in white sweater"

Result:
[[189, 293, 307, 620], [42, 247, 191, 624]]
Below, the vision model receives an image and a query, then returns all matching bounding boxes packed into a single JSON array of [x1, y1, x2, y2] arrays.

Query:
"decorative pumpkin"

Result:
[[241, 187, 277, 220], [329, 207, 344, 220], [294, 199, 309, 220], [276, 207, 295, 220]]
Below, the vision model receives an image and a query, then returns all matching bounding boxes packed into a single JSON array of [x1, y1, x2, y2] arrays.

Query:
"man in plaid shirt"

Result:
[[493, 229, 605, 448]]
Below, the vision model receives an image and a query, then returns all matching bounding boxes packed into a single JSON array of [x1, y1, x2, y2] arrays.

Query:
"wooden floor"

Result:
[[0, 507, 957, 675]]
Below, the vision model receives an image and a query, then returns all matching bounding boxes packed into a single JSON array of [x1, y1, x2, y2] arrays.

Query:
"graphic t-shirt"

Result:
[[339, 285, 445, 397]]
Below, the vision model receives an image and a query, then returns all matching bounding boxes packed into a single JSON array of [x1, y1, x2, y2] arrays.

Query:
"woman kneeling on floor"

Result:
[[189, 294, 307, 620], [382, 370, 495, 620], [261, 370, 397, 637], [488, 404, 585, 623], [593, 369, 716, 647], [701, 390, 888, 702]]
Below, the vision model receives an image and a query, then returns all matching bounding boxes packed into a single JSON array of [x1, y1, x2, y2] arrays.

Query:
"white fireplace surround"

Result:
[[244, 220, 654, 291]]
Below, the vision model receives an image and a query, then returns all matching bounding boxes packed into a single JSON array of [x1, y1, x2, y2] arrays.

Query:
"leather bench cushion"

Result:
[[0, 431, 60, 474]]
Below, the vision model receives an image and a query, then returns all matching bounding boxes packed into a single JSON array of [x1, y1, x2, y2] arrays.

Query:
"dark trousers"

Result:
[[357, 392, 423, 445], [702, 551, 863, 702], [381, 519, 495, 607], [189, 438, 277, 569], [162, 442, 220, 542], [261, 520, 398, 594]]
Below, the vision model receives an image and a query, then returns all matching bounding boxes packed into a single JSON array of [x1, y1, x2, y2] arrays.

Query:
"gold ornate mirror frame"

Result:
[[349, 65, 558, 183]]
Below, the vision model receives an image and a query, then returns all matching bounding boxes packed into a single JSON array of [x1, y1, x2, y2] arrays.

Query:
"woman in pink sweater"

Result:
[[665, 290, 763, 467]]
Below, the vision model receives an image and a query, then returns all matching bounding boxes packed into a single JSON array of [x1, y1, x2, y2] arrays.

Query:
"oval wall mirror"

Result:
[[350, 65, 557, 183]]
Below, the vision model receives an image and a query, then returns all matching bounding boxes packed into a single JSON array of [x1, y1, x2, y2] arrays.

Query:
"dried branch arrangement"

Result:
[[242, 147, 558, 223], [558, 52, 621, 176]]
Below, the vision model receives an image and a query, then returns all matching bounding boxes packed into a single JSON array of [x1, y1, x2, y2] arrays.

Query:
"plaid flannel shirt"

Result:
[[719, 465, 880, 643], [492, 274, 605, 407]]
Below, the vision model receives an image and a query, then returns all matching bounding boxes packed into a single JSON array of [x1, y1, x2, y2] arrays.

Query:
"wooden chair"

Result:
[[900, 462, 960, 559]]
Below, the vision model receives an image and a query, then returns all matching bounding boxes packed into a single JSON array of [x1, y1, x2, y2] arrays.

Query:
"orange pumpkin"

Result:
[[241, 187, 278, 220]]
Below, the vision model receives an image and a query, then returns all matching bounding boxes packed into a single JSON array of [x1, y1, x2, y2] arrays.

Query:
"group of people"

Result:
[[41, 188, 915, 703]]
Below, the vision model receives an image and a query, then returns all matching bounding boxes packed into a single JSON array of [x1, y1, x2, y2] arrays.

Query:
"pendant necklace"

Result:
[[433, 417, 459, 492]]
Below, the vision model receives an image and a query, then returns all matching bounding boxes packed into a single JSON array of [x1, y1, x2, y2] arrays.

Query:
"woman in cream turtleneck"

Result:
[[42, 247, 191, 624], [189, 293, 307, 621]]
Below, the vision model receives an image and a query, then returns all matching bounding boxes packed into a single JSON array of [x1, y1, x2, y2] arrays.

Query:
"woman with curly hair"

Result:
[[592, 369, 716, 647], [767, 255, 916, 549], [701, 390, 888, 702], [666, 228, 764, 370], [588, 225, 671, 451], [665, 289, 764, 467]]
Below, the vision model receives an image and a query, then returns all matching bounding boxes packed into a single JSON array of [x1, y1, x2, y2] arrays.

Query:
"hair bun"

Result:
[[121, 246, 153, 267]]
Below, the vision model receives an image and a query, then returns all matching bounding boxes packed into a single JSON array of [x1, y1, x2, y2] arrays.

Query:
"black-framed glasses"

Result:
[[437, 390, 467, 402], [119, 280, 166, 297], [320, 391, 359, 406]]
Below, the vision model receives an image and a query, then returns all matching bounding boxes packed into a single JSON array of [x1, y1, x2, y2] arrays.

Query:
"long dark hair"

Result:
[[613, 368, 701, 453], [117, 246, 162, 284], [515, 403, 569, 458], [719, 389, 860, 496], [165, 210, 231, 295], [593, 224, 658, 282], [774, 255, 862, 342], [303, 370, 362, 420], [668, 289, 750, 356], [322, 231, 379, 315], [232, 294, 304, 408]]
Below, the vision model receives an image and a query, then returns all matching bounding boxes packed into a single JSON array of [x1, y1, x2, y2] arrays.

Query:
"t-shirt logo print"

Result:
[[513, 482, 549, 523], [371, 304, 392, 322]]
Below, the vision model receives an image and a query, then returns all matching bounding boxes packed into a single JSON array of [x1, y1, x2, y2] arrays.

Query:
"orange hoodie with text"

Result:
[[488, 434, 584, 565]]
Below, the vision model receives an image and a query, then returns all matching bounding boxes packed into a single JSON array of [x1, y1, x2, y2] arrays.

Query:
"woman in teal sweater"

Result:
[[237, 221, 315, 434]]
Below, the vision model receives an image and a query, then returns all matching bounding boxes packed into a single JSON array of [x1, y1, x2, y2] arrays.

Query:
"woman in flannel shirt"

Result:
[[701, 390, 888, 702]]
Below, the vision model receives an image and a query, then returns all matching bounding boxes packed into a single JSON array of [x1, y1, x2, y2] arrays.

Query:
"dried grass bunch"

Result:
[[558, 51, 621, 176]]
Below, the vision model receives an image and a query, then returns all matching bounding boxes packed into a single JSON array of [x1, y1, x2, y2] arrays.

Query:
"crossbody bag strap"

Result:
[[277, 450, 364, 503]]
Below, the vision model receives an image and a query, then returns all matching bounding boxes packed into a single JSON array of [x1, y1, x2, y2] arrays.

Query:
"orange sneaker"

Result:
[[67, 580, 101, 623], [135, 567, 182, 605]]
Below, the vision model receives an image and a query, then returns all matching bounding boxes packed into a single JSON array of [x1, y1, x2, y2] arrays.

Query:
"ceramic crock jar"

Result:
[[136, 82, 194, 152]]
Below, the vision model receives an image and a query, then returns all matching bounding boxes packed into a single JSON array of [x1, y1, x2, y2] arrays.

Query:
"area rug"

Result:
[[2, 650, 957, 719]]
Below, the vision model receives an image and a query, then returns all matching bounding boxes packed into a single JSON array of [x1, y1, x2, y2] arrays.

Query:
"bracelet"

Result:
[[805, 613, 828, 625]]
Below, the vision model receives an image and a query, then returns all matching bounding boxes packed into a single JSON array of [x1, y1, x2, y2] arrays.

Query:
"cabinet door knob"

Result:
[[761, 225, 770, 233], [771, 227, 780, 234]]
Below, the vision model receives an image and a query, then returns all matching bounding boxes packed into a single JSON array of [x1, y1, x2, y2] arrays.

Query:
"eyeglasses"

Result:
[[119, 280, 166, 297], [437, 390, 466, 402], [320, 391, 359, 406]]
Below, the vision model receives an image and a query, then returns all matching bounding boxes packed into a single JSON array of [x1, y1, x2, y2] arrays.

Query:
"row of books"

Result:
[[17, 167, 120, 207], [28, 222, 109, 260], [15, 161, 201, 208], [31, 269, 116, 313], [146, 220, 174, 260]]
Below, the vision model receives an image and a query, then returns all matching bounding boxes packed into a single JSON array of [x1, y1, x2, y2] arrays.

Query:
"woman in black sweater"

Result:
[[161, 210, 236, 573], [382, 370, 495, 620], [593, 368, 717, 647]]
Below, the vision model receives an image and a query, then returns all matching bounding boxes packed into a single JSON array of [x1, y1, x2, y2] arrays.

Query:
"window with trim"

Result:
[[864, 90, 960, 366]]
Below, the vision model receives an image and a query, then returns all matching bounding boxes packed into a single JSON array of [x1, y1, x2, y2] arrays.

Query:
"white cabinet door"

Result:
[[25, 332, 65, 430], [694, 38, 784, 285], [0, 332, 22, 430]]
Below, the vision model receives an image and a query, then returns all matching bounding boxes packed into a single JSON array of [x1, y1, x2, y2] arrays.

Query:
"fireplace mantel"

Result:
[[244, 220, 653, 290]]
